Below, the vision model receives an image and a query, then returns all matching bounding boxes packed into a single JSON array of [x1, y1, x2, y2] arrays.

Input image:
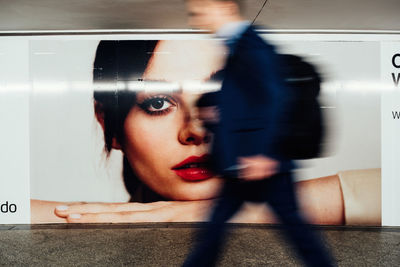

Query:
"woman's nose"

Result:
[[178, 118, 211, 145]]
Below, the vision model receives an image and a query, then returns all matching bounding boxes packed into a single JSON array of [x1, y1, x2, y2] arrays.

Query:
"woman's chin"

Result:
[[162, 177, 224, 201]]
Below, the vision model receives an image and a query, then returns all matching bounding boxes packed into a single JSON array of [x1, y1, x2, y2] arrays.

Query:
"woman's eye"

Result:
[[138, 96, 177, 116], [147, 98, 172, 112]]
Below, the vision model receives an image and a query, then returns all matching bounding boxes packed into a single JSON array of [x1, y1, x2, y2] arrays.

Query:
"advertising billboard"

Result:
[[1, 34, 398, 225]]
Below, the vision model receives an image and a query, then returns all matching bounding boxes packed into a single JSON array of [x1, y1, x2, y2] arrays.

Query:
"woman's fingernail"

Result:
[[69, 214, 81, 219], [56, 205, 68, 211]]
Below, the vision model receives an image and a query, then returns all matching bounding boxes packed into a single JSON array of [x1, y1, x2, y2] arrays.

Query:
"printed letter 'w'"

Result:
[[392, 111, 400, 119], [392, 73, 400, 87]]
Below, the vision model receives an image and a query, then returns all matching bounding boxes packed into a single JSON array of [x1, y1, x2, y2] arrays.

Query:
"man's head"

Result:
[[185, 0, 244, 32]]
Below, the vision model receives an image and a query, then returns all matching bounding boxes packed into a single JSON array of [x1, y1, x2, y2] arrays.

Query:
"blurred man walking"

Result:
[[183, 0, 335, 266]]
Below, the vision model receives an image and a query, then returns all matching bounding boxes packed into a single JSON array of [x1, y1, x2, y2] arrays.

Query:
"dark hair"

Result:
[[93, 40, 166, 202]]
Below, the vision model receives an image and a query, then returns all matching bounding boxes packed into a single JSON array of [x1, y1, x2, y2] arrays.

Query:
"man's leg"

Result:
[[183, 181, 244, 267], [266, 173, 335, 267]]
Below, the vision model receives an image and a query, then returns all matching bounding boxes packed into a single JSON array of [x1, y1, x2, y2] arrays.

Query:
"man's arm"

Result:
[[236, 39, 293, 179]]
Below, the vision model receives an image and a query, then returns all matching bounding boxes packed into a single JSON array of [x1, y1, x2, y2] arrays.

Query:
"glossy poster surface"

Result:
[[1, 34, 394, 225]]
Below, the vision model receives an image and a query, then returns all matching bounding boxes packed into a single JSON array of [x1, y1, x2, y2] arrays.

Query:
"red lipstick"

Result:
[[172, 155, 214, 181]]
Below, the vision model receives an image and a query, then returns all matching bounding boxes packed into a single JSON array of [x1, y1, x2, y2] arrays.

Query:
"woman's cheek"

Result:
[[130, 114, 180, 156], [123, 111, 182, 180]]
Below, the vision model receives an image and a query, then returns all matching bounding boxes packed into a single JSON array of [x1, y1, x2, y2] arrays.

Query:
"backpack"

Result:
[[277, 54, 324, 160]]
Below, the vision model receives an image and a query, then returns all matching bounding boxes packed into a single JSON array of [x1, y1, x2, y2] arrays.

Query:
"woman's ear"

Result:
[[94, 101, 122, 150]]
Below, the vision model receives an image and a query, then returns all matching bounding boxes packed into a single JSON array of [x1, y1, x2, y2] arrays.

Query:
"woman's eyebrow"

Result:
[[118, 80, 182, 93], [95, 80, 221, 94], [181, 81, 222, 93], [132, 80, 221, 93]]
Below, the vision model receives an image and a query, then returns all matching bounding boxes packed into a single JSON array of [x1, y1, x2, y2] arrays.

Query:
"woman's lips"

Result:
[[172, 155, 214, 181]]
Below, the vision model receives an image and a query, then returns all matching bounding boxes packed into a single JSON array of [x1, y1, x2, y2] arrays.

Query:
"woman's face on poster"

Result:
[[121, 40, 226, 200]]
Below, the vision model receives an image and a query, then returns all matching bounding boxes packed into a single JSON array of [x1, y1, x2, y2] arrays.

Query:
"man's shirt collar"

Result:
[[215, 20, 251, 42]]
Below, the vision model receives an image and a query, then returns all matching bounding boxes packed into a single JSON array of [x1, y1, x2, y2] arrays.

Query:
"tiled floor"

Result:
[[1, 224, 399, 266]]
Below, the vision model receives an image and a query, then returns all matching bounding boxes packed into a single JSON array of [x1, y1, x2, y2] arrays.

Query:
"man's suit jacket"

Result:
[[211, 25, 294, 176]]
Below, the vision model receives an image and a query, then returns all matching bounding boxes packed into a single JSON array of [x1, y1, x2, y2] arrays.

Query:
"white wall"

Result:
[[0, 40, 30, 223]]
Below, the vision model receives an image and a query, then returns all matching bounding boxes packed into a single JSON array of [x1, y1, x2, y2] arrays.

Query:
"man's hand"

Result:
[[238, 155, 279, 181]]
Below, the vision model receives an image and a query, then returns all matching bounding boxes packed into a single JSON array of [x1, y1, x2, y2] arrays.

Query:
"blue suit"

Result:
[[211, 25, 294, 175], [184, 26, 334, 267]]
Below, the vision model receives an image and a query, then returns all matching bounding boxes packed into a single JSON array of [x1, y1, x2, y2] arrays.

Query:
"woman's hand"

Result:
[[53, 200, 279, 224], [32, 174, 345, 225], [54, 200, 214, 223], [31, 199, 68, 224]]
